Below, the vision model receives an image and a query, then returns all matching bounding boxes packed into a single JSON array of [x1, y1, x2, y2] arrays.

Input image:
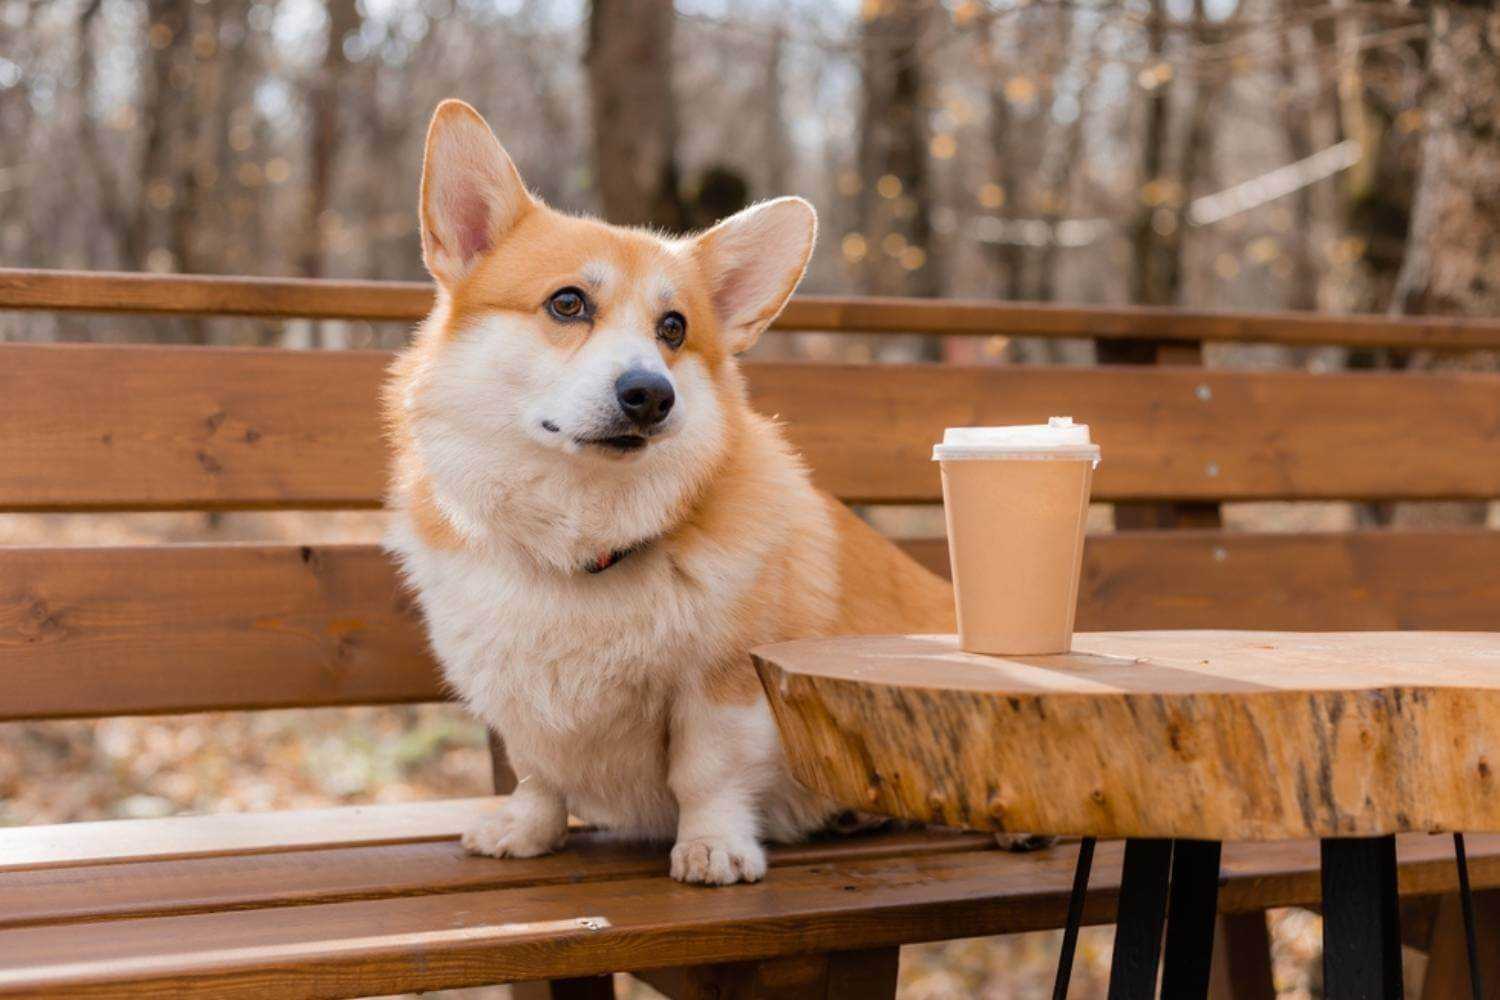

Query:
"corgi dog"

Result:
[[385, 99, 957, 885]]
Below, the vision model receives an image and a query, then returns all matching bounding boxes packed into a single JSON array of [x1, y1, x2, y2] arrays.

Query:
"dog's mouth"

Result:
[[576, 433, 650, 454]]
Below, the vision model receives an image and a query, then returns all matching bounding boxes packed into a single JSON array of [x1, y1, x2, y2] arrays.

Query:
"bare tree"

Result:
[[1381, 0, 1500, 527], [763, 24, 793, 197], [856, 0, 939, 300], [302, 0, 361, 279], [1391, 0, 1500, 320], [1339, 4, 1427, 325], [586, 0, 687, 229], [1277, 0, 1321, 310]]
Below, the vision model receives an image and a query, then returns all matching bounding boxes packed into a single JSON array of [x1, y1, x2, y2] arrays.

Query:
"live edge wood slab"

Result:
[[752, 631, 1500, 842]]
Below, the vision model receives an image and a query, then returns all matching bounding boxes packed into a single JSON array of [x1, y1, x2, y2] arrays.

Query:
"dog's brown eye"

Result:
[[658, 311, 686, 349], [547, 287, 588, 321]]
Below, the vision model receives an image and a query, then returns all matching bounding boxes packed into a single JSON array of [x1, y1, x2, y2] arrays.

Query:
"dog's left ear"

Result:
[[420, 99, 533, 288], [694, 197, 817, 355]]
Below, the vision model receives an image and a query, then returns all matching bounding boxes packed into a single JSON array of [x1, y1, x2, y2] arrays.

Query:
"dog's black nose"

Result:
[[614, 369, 675, 427]]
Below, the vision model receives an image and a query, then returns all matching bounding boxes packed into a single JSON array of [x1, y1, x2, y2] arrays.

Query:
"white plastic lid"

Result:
[[932, 416, 1101, 463]]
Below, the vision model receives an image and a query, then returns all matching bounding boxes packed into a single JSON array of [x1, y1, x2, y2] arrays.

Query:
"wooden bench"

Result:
[[3, 267, 1500, 998]]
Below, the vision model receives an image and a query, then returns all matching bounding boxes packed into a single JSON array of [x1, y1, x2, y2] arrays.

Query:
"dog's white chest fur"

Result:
[[389, 516, 775, 839]]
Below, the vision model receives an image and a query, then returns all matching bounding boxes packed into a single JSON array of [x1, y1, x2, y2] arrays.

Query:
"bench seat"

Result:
[[2, 799, 1498, 998]]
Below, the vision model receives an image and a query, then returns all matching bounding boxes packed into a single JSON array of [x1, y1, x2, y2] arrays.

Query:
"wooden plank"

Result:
[[0, 826, 992, 929], [755, 362, 1500, 504], [909, 529, 1500, 630], [7, 269, 1500, 350], [0, 846, 1119, 999], [0, 344, 390, 511], [8, 344, 1500, 510], [5, 531, 1497, 721], [1074, 530, 1500, 631], [0, 269, 434, 322], [0, 798, 493, 874], [0, 833, 1494, 1000], [0, 543, 443, 721]]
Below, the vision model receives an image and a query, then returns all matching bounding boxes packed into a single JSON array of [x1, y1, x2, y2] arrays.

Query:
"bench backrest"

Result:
[[4, 268, 1500, 725]]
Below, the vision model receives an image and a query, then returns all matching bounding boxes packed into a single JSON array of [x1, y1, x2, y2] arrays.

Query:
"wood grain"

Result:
[[8, 344, 1500, 510], [0, 269, 434, 321], [0, 798, 493, 873], [0, 344, 391, 511], [6, 532, 1496, 721], [753, 362, 1500, 504], [3, 831, 1498, 999], [7, 269, 1500, 351], [0, 847, 1123, 999], [0, 826, 992, 929], [0, 543, 442, 721], [907, 529, 1500, 631], [754, 631, 1500, 840]]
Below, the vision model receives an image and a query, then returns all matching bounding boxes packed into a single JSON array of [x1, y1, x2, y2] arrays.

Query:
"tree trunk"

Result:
[[763, 25, 793, 198], [301, 0, 360, 280], [1340, 3, 1427, 324], [1279, 0, 1322, 311], [1384, 0, 1499, 528], [1392, 0, 1500, 319], [1127, 0, 1175, 309], [586, 0, 686, 230], [856, 0, 938, 301]]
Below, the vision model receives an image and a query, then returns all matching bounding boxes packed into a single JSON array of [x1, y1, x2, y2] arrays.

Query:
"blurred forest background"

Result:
[[5, 0, 1500, 350], [3, 0, 1498, 995]]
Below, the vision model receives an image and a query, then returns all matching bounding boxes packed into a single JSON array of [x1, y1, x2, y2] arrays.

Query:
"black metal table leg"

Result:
[[1052, 836, 1097, 1000], [1160, 839, 1223, 999], [1108, 838, 1174, 1000], [1455, 832, 1484, 1000], [1322, 835, 1403, 1000]]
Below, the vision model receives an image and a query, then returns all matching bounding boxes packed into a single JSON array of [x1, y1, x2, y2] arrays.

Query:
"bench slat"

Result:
[[0, 833, 1495, 998], [6, 344, 1500, 510], [7, 269, 1500, 350], [0, 543, 438, 720], [0, 846, 1107, 998], [0, 798, 493, 874], [5, 531, 1496, 722], [912, 529, 1500, 631], [0, 825, 991, 929]]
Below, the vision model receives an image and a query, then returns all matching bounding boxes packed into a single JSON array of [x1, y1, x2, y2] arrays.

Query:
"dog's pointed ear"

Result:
[[693, 197, 817, 354], [419, 100, 532, 288]]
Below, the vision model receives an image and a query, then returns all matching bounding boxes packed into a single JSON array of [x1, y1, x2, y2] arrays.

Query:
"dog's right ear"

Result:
[[419, 100, 532, 288]]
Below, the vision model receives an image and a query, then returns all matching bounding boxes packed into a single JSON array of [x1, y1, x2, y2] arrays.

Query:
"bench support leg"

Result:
[[1208, 912, 1276, 1000], [1421, 888, 1500, 999], [635, 947, 899, 999], [512, 979, 614, 1000]]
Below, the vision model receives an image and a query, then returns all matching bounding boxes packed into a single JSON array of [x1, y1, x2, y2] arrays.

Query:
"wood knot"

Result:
[[19, 594, 65, 642]]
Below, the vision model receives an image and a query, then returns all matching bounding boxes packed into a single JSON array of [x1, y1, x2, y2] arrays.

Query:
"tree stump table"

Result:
[[753, 631, 1500, 1000]]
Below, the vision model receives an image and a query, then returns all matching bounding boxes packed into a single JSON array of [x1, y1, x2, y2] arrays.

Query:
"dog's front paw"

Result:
[[670, 836, 767, 885], [994, 832, 1058, 852], [462, 802, 567, 859]]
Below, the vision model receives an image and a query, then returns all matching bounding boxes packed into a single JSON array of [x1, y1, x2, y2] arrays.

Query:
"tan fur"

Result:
[[385, 101, 956, 885]]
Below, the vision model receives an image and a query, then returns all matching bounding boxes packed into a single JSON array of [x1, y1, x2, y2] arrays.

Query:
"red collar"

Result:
[[584, 543, 641, 574]]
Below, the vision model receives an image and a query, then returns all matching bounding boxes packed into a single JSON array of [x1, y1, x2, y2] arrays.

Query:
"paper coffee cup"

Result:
[[933, 418, 1100, 656]]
